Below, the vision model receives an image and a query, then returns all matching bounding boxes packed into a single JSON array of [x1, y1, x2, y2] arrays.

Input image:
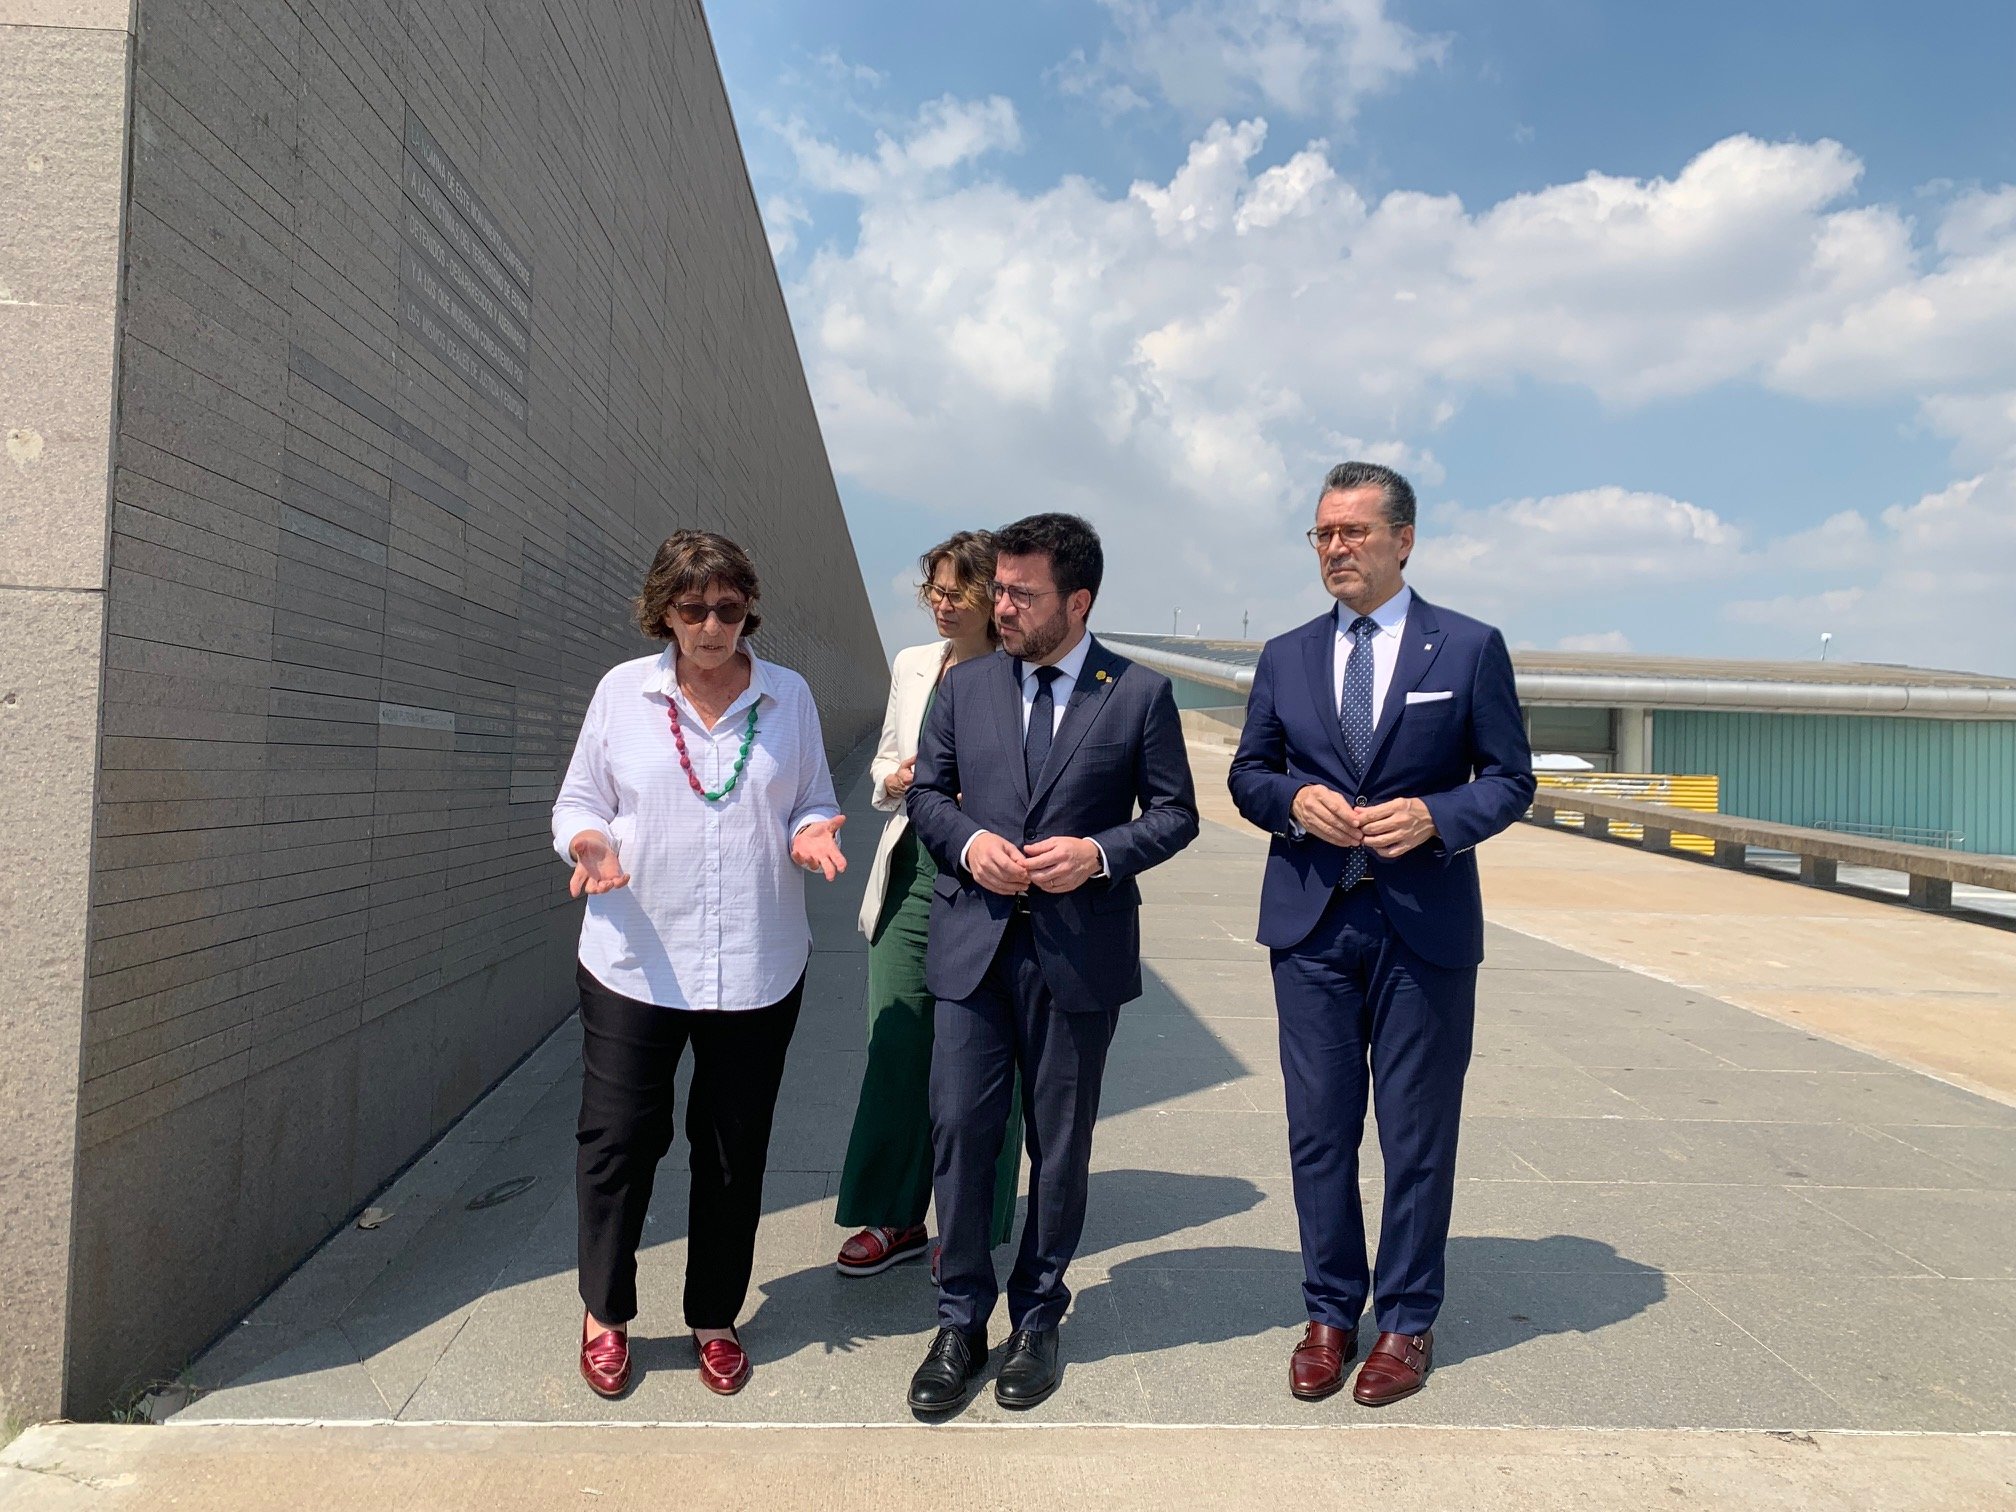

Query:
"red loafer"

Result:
[[1353, 1330, 1433, 1406], [580, 1324, 631, 1399], [694, 1331, 752, 1396]]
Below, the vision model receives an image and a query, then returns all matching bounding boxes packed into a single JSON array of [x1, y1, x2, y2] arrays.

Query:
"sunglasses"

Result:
[[671, 599, 750, 626]]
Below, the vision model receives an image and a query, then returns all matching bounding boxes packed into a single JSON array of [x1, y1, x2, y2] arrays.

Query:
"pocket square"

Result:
[[1405, 689, 1454, 704]]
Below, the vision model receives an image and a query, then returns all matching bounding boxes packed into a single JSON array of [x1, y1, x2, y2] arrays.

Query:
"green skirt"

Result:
[[835, 826, 1023, 1246]]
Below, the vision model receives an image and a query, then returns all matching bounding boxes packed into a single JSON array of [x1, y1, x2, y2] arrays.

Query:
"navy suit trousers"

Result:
[[930, 914, 1120, 1336], [1272, 885, 1476, 1336]]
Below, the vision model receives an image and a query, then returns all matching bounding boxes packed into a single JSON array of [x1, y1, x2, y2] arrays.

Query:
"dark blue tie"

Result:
[[1339, 615, 1377, 887], [1025, 664, 1062, 789]]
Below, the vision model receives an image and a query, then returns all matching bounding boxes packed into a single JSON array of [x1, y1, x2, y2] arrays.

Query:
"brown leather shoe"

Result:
[[1289, 1321, 1358, 1401], [1353, 1330, 1432, 1406], [579, 1325, 631, 1399]]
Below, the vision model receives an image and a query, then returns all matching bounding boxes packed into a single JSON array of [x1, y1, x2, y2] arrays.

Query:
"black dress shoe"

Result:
[[907, 1326, 987, 1414], [993, 1326, 1060, 1409]]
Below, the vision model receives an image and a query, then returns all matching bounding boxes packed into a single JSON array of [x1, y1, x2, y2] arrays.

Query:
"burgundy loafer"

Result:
[[580, 1325, 631, 1399], [1289, 1321, 1358, 1401], [1353, 1330, 1432, 1406], [694, 1331, 752, 1396]]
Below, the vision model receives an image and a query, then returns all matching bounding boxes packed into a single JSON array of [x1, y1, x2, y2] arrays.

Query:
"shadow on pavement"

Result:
[[1067, 1233, 1664, 1368], [1436, 1234, 1668, 1367]]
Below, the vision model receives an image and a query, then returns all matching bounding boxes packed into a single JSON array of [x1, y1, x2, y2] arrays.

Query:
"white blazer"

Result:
[[859, 639, 953, 938]]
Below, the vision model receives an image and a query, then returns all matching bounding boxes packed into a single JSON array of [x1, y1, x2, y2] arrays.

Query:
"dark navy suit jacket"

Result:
[[1228, 594, 1535, 968], [907, 637, 1200, 1012]]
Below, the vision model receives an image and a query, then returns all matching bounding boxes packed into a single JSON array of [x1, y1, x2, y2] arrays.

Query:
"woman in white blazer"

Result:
[[834, 532, 1024, 1276]]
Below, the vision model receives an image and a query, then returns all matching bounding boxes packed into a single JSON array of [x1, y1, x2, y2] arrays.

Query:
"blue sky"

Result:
[[711, 1, 2016, 671]]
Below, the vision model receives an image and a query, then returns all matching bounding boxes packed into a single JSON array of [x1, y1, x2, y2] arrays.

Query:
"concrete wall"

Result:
[[0, 0, 133, 1427], [7, 0, 884, 1417]]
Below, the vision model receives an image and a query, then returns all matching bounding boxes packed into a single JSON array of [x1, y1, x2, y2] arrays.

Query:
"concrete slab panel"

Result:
[[1452, 1183, 1934, 1280], [1790, 1188, 2016, 1279], [1493, 1115, 1989, 1190], [1681, 1274, 2016, 1431], [0, 591, 103, 1420], [1587, 1066, 2016, 1128]]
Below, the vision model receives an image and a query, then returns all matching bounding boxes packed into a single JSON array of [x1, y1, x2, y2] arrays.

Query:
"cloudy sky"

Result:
[[711, 0, 2016, 672]]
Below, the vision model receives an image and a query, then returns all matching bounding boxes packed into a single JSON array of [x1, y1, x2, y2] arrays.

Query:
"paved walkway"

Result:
[[6, 743, 2014, 1506]]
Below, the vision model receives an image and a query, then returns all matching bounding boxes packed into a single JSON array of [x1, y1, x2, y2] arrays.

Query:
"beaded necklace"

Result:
[[669, 696, 759, 802]]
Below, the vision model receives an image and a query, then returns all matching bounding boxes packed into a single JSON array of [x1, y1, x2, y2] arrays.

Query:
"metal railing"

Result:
[[1526, 788, 2016, 912], [1811, 819, 1967, 850]]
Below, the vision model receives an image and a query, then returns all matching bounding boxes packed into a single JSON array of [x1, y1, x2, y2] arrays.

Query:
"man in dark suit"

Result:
[[1229, 462, 1534, 1406], [903, 512, 1199, 1413]]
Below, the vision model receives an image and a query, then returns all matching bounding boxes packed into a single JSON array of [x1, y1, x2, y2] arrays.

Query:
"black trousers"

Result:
[[930, 914, 1121, 1335], [575, 963, 804, 1329]]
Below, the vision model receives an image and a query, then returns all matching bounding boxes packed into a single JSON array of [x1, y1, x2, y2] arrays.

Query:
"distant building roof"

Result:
[[1102, 633, 2016, 718], [1506, 651, 2016, 691]]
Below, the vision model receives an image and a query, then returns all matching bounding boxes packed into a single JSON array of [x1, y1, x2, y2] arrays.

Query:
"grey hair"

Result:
[[1320, 461, 1416, 532]]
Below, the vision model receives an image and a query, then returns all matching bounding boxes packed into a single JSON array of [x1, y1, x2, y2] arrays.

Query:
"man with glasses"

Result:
[[903, 512, 1199, 1413], [1229, 462, 1533, 1406]]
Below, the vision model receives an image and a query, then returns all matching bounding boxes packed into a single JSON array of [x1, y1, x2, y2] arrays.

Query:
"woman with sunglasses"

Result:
[[833, 531, 1024, 1280], [553, 530, 847, 1400]]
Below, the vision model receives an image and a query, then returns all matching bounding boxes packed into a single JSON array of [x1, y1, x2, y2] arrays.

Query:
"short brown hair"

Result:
[[918, 530, 998, 642], [634, 530, 763, 640]]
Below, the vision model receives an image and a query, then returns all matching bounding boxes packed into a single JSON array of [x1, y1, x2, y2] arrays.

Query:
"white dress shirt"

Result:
[[551, 647, 840, 1011], [1016, 630, 1095, 738], [956, 632, 1108, 877], [1332, 584, 1413, 726]]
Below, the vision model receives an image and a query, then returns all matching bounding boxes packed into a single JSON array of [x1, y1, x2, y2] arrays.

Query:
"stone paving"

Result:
[[163, 753, 2016, 1435]]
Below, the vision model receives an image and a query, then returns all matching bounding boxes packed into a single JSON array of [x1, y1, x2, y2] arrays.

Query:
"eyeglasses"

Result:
[[1306, 523, 1389, 550], [918, 583, 973, 609], [671, 599, 750, 626], [986, 580, 1064, 612]]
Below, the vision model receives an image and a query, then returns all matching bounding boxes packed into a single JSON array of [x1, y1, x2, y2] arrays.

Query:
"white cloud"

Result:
[[761, 195, 810, 260], [814, 49, 887, 89], [1770, 187, 2016, 402], [1920, 390, 2016, 466], [774, 94, 1023, 198], [1062, 0, 1446, 126], [1417, 487, 1747, 619], [1556, 631, 1633, 653], [1723, 467, 2016, 670], [769, 100, 2016, 659]]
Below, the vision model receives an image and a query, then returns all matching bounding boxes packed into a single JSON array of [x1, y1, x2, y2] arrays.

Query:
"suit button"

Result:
[[1356, 796, 1367, 805]]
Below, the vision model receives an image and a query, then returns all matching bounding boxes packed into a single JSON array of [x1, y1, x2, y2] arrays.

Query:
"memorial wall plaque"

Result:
[[398, 109, 534, 426]]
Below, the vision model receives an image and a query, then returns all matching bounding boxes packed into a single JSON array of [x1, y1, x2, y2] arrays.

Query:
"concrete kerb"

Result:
[[6, 1421, 2016, 1511]]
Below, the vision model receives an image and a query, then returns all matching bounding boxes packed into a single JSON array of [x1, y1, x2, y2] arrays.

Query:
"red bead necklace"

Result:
[[670, 700, 760, 801]]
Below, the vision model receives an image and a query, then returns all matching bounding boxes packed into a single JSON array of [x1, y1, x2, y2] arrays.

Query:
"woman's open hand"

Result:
[[792, 815, 848, 882], [568, 832, 631, 897]]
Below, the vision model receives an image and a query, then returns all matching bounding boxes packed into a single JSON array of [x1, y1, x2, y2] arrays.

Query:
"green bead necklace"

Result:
[[671, 701, 759, 801]]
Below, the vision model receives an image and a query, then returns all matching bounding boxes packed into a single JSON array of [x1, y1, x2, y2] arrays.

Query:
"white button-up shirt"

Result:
[[551, 647, 840, 1011], [1015, 630, 1094, 738], [1332, 585, 1413, 725]]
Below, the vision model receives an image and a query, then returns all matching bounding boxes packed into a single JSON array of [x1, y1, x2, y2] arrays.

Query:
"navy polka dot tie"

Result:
[[1339, 615, 1377, 888]]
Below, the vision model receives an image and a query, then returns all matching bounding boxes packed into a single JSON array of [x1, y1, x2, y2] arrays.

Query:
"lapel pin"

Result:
[[1095, 670, 1109, 683]]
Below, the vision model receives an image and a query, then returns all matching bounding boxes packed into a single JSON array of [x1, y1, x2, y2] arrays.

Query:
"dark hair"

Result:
[[633, 530, 763, 640], [992, 512, 1104, 605], [918, 529, 999, 642], [1320, 461, 1416, 532]]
